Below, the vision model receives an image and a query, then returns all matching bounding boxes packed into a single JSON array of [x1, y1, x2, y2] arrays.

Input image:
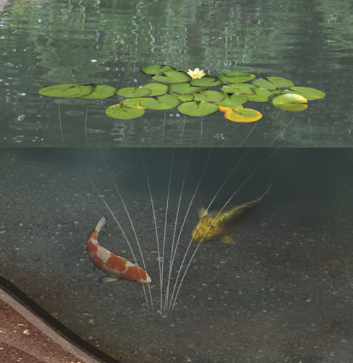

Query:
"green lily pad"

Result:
[[251, 78, 277, 90], [221, 83, 255, 95], [289, 87, 325, 100], [266, 77, 294, 88], [171, 94, 194, 102], [255, 87, 273, 98], [247, 95, 269, 102], [152, 70, 191, 83], [272, 93, 308, 111], [121, 98, 148, 109], [216, 94, 248, 107], [82, 85, 117, 99], [116, 86, 151, 98], [178, 101, 218, 117], [190, 76, 221, 87], [140, 65, 175, 75], [170, 83, 205, 94], [218, 72, 255, 83], [224, 108, 262, 123], [105, 104, 145, 119], [247, 87, 273, 102], [193, 90, 225, 103], [140, 95, 179, 110], [143, 83, 169, 96], [38, 84, 93, 98]]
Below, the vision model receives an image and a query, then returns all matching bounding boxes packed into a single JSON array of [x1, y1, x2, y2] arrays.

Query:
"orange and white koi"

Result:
[[87, 216, 152, 284], [192, 183, 272, 244]]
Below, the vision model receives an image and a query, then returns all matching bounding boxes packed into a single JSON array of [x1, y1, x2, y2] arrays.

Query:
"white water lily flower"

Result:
[[187, 68, 206, 79]]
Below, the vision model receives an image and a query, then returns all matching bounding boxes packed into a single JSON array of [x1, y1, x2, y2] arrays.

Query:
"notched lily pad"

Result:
[[224, 108, 262, 123], [221, 83, 256, 95], [82, 85, 117, 99], [289, 87, 325, 100], [266, 77, 295, 88], [251, 78, 277, 90], [171, 94, 194, 102], [105, 104, 145, 119], [38, 84, 93, 98], [117, 86, 151, 98], [193, 90, 225, 103], [140, 95, 179, 110], [247, 88, 273, 102], [216, 94, 248, 107], [178, 101, 218, 116], [170, 83, 205, 94], [152, 70, 191, 83], [219, 72, 255, 83], [190, 76, 221, 87], [140, 65, 175, 75], [121, 98, 147, 109], [143, 83, 169, 96]]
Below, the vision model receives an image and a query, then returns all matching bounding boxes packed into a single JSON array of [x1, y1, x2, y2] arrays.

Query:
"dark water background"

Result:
[[1, 148, 353, 363]]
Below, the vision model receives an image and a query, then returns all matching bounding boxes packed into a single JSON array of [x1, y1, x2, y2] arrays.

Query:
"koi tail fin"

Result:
[[95, 216, 107, 233]]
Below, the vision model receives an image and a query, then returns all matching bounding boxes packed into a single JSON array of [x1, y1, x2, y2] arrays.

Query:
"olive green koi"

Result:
[[192, 183, 272, 244]]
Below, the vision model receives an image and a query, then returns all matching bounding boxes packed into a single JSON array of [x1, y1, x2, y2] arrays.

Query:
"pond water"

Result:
[[1, 1, 353, 363], [1, 147, 353, 363], [0, 0, 352, 147]]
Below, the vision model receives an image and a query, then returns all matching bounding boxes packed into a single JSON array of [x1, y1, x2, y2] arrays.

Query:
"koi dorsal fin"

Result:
[[198, 208, 208, 218]]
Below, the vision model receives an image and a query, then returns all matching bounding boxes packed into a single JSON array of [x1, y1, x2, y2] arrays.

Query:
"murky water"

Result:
[[1, 148, 353, 363]]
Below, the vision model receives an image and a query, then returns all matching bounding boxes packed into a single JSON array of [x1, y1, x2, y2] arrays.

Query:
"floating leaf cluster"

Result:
[[38, 65, 325, 123]]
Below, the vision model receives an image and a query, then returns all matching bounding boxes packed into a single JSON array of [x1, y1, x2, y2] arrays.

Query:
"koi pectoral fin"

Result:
[[99, 276, 118, 283], [220, 235, 235, 244]]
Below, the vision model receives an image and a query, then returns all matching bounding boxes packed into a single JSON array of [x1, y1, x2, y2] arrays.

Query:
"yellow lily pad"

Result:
[[224, 108, 262, 123]]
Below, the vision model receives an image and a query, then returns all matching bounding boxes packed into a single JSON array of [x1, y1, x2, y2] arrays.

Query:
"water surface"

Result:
[[0, 0, 351, 146]]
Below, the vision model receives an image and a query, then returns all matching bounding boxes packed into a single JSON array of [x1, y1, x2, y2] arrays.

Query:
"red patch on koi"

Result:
[[106, 254, 127, 272], [122, 266, 147, 281], [87, 240, 98, 253], [92, 254, 104, 268]]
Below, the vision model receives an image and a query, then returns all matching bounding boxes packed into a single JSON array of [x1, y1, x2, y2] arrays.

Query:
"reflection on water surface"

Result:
[[0, 0, 352, 146]]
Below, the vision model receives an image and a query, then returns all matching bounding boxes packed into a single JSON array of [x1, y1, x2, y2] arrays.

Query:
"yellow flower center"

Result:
[[187, 68, 206, 79]]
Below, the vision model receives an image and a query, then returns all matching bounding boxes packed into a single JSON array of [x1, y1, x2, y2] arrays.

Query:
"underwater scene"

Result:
[[1, 148, 353, 363]]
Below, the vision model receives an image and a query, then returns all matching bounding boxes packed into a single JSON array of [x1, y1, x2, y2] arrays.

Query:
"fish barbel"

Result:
[[192, 183, 272, 244], [87, 216, 152, 284]]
